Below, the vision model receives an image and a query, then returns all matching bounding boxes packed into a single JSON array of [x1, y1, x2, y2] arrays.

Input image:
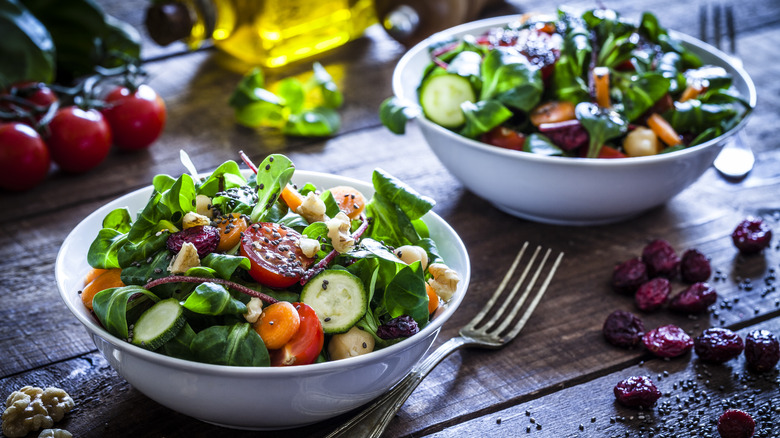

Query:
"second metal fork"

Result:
[[326, 242, 564, 438], [700, 3, 756, 179]]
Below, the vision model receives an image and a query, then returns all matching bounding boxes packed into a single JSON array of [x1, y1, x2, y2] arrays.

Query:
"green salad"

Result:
[[381, 7, 752, 158], [82, 152, 459, 367]]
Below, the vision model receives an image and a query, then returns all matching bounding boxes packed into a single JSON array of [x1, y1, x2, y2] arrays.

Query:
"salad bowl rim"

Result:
[[56, 168, 471, 376], [392, 13, 757, 167]]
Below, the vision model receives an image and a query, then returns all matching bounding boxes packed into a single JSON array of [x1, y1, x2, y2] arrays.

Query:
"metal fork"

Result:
[[700, 3, 755, 179], [326, 242, 564, 438]]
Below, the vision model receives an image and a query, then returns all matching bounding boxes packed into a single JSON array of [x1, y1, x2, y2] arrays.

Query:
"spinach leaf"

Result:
[[92, 285, 159, 340], [284, 107, 340, 137], [120, 250, 175, 296], [181, 282, 247, 316], [312, 61, 343, 109], [250, 154, 295, 223], [191, 323, 270, 366], [371, 169, 435, 221], [459, 100, 513, 139], [480, 48, 543, 112], [383, 264, 429, 327], [117, 230, 169, 268], [664, 100, 738, 134], [575, 102, 628, 158], [0, 0, 55, 87], [200, 253, 250, 280], [379, 96, 418, 135], [158, 322, 196, 361], [196, 160, 247, 197], [127, 174, 196, 243], [550, 55, 589, 103], [615, 72, 670, 121], [101, 207, 132, 233], [524, 133, 565, 156], [87, 228, 127, 269], [557, 8, 591, 73]]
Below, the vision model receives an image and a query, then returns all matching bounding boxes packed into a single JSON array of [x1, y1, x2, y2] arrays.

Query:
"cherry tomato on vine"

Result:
[[102, 84, 166, 150], [269, 302, 324, 366], [12, 82, 58, 109], [1, 82, 58, 123], [240, 223, 314, 288], [0, 122, 51, 191], [47, 106, 112, 173]]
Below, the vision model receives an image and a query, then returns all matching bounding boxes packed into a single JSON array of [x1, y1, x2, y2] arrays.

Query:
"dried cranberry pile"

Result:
[[732, 217, 773, 255]]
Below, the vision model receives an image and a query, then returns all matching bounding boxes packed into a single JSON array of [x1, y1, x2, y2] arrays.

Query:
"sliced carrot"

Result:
[[83, 267, 110, 286], [646, 113, 682, 146], [281, 184, 305, 212], [214, 212, 249, 252], [81, 268, 124, 310], [254, 301, 301, 350], [593, 66, 611, 108], [678, 84, 703, 102], [529, 101, 576, 127], [329, 185, 367, 220], [426, 283, 440, 314]]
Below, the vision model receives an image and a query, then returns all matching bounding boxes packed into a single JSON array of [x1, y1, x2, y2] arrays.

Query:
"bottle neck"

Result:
[[145, 0, 218, 47]]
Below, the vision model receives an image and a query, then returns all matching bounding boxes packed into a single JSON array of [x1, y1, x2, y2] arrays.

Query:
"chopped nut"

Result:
[[194, 195, 214, 218], [167, 242, 200, 274], [181, 211, 211, 229], [394, 245, 429, 271], [326, 212, 355, 254], [2, 386, 75, 438], [427, 263, 460, 301], [296, 192, 328, 223], [299, 237, 321, 258], [243, 297, 264, 324]]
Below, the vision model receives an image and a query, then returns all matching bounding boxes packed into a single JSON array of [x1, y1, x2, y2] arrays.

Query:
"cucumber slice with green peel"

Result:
[[131, 298, 185, 350], [419, 73, 476, 128], [301, 270, 367, 334]]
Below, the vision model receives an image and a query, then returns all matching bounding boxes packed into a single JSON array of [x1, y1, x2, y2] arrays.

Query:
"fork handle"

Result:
[[325, 336, 469, 438]]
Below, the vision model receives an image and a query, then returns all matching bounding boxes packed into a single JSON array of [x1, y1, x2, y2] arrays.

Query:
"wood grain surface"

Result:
[[1, 0, 779, 437]]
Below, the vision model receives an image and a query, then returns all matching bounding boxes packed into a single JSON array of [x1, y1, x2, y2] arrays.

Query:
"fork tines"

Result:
[[700, 3, 737, 53], [469, 242, 563, 342]]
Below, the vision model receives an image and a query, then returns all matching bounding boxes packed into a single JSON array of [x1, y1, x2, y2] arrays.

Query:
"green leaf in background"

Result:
[[191, 323, 270, 366], [92, 285, 160, 340], [283, 107, 340, 137], [277, 77, 305, 113], [312, 61, 343, 108], [379, 96, 418, 135], [0, 0, 55, 87]]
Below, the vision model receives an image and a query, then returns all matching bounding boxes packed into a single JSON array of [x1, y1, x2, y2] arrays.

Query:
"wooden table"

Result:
[[2, 0, 779, 436]]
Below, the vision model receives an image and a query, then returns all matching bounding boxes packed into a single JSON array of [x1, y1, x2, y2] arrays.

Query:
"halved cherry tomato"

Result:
[[240, 223, 314, 288], [480, 126, 526, 151], [270, 302, 324, 366], [329, 185, 366, 219]]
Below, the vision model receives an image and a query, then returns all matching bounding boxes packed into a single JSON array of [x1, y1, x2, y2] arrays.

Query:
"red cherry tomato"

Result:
[[102, 84, 166, 150], [1, 82, 58, 123], [270, 302, 324, 366], [47, 106, 112, 173], [0, 122, 50, 191], [13, 82, 58, 109], [240, 223, 314, 288], [480, 126, 526, 151]]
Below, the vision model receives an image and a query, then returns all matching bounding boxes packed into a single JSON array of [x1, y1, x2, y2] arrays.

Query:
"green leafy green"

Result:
[[181, 283, 247, 316], [0, 0, 54, 87], [190, 323, 269, 367], [249, 154, 295, 223], [480, 48, 543, 112], [92, 285, 159, 340], [575, 102, 628, 158]]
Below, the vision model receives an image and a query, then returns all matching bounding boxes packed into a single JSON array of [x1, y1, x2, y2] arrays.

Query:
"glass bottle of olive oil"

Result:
[[145, 0, 377, 69]]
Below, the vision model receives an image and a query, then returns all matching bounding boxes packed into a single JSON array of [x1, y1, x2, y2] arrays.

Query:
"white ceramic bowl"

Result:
[[55, 170, 470, 430], [392, 15, 757, 225]]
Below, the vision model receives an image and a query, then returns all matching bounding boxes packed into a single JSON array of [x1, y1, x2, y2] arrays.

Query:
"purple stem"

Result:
[[239, 150, 258, 174], [144, 276, 278, 304]]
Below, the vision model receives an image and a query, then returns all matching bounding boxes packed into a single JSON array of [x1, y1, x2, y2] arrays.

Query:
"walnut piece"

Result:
[[326, 212, 355, 254], [427, 263, 460, 301], [243, 297, 264, 324], [296, 192, 328, 223], [2, 386, 75, 438], [167, 242, 200, 274]]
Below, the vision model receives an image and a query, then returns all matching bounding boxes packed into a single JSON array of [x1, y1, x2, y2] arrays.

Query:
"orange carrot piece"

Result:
[[593, 66, 611, 108], [678, 84, 703, 102], [329, 185, 367, 220], [214, 212, 248, 252], [81, 269, 124, 310], [83, 267, 109, 286], [280, 184, 305, 212], [254, 301, 301, 350], [529, 101, 576, 127], [646, 113, 682, 146], [426, 283, 440, 314]]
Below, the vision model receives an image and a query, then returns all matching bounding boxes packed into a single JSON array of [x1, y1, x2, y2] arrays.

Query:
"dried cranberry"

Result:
[[717, 409, 755, 438], [611, 258, 648, 295], [603, 310, 645, 349], [693, 328, 744, 363], [641, 239, 680, 278], [643, 324, 693, 358], [634, 278, 670, 312], [731, 217, 772, 254], [376, 315, 419, 340], [680, 249, 711, 283], [668, 282, 718, 314], [166, 225, 220, 258], [613, 376, 661, 408], [537, 119, 589, 151], [744, 329, 780, 373]]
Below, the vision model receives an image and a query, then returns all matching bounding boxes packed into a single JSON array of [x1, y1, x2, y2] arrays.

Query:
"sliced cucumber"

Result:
[[419, 73, 476, 128], [301, 270, 367, 334], [131, 298, 185, 350]]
